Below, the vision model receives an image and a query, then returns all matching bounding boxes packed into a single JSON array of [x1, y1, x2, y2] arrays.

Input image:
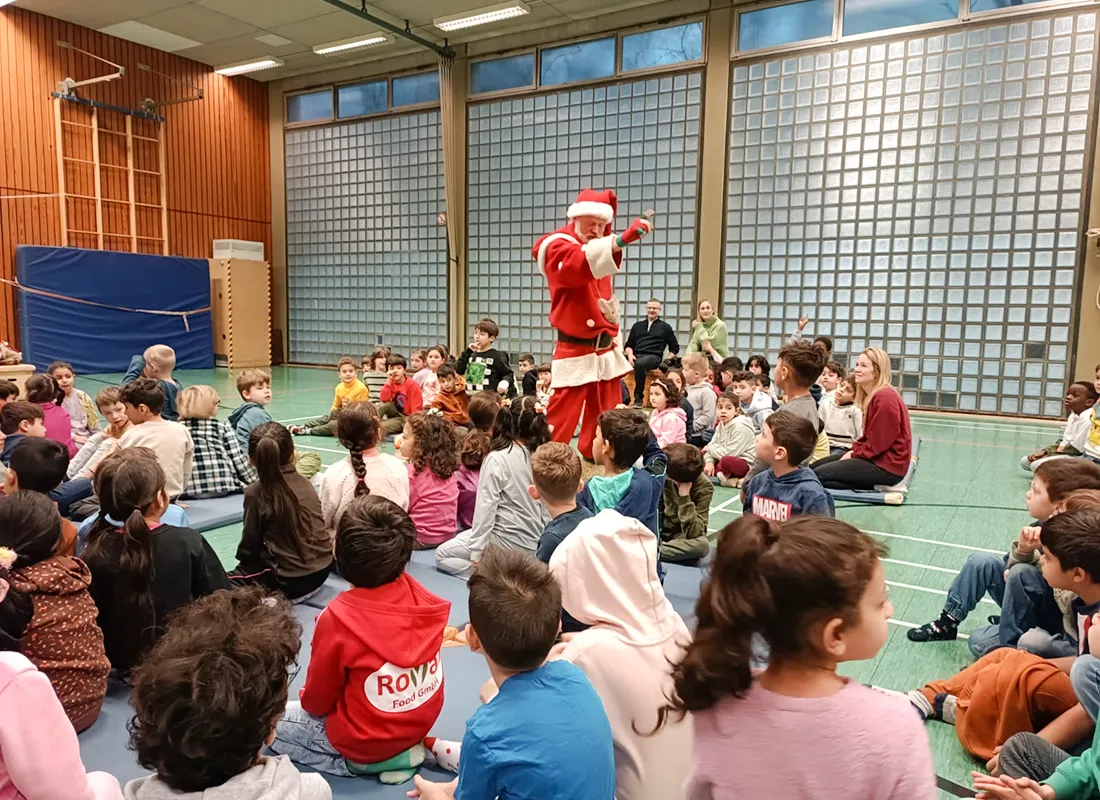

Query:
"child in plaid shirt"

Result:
[[178, 386, 256, 499]]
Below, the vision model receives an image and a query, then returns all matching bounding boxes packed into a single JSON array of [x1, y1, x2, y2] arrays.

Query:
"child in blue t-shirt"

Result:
[[411, 547, 615, 800]]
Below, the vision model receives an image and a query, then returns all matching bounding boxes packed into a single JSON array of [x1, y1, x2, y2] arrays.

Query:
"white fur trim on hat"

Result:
[[567, 200, 615, 221]]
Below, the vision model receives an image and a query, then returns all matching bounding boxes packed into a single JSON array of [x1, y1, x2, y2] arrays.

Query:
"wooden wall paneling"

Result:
[[0, 6, 272, 343]]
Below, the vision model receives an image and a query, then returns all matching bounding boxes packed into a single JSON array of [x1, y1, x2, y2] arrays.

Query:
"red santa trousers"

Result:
[[546, 339, 629, 460]]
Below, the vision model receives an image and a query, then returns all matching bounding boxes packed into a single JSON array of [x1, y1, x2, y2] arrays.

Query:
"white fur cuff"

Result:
[[583, 235, 620, 280]]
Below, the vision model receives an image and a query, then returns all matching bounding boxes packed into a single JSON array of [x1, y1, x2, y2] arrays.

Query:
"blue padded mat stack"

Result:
[[16, 246, 214, 374]]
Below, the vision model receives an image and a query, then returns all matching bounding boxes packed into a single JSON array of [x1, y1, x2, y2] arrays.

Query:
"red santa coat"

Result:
[[532, 224, 631, 388]]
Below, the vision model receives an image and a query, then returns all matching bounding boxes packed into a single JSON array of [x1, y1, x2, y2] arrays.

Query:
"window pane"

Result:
[[621, 22, 704, 72], [971, 0, 1053, 11], [471, 53, 535, 94], [737, 0, 834, 52], [392, 71, 440, 107], [540, 37, 616, 86], [286, 90, 333, 123], [844, 0, 958, 36], [338, 80, 387, 118]]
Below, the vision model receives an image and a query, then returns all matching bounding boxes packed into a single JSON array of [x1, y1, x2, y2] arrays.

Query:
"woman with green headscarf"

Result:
[[686, 299, 729, 359]]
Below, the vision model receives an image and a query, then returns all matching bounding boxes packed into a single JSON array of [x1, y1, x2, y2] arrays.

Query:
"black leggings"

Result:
[[812, 453, 905, 491]]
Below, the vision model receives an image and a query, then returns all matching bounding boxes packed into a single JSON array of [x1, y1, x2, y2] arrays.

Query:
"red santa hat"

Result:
[[567, 189, 617, 222]]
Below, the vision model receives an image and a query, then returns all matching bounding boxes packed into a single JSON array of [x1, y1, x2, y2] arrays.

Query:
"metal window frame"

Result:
[[284, 87, 336, 128], [466, 15, 708, 100], [468, 49, 538, 98], [390, 68, 444, 110], [733, 0, 1099, 59], [721, 3, 1100, 418], [538, 33, 619, 89], [617, 18, 707, 76], [334, 77, 390, 121]]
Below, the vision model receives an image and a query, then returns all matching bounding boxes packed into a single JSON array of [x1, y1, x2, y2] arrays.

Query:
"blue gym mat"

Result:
[[16, 246, 214, 374], [826, 434, 922, 506], [183, 494, 246, 532], [77, 553, 488, 798]]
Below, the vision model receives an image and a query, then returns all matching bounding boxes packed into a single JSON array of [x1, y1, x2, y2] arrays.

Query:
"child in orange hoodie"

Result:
[[431, 364, 469, 426], [272, 494, 449, 784]]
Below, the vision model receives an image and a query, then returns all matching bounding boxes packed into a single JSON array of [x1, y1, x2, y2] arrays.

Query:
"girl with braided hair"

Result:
[[319, 401, 409, 541]]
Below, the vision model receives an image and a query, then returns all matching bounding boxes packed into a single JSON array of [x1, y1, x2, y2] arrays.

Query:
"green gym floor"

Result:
[[81, 365, 1066, 798]]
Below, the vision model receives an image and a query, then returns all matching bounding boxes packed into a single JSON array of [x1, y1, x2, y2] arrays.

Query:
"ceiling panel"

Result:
[[135, 4, 260, 44], [12, 0, 189, 32], [172, 34, 279, 66], [269, 11, 387, 47], [194, 0, 336, 30]]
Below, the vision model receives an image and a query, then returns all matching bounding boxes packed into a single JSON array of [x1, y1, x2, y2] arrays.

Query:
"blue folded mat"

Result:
[[182, 494, 246, 532], [825, 434, 922, 506]]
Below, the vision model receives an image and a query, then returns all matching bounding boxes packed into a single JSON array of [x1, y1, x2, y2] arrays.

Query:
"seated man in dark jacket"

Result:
[[624, 299, 680, 406]]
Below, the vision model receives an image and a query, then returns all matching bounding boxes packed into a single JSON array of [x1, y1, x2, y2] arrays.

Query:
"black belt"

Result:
[[558, 330, 614, 349]]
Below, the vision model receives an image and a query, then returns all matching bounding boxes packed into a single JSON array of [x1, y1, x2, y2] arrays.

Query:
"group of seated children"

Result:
[[0, 457, 942, 799]]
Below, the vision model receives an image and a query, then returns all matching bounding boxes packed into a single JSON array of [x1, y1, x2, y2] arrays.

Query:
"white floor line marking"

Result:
[[711, 495, 742, 513], [292, 443, 346, 456], [912, 419, 1060, 434], [710, 506, 1005, 555], [883, 557, 961, 574], [275, 416, 320, 423], [886, 579, 997, 606]]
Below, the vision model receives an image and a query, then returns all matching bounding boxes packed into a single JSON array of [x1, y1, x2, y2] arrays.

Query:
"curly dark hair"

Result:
[[128, 587, 301, 793], [336, 401, 382, 498], [649, 377, 682, 409], [406, 412, 459, 480], [652, 515, 884, 731]]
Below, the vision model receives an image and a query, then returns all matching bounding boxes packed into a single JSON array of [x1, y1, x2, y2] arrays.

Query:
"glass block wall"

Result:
[[468, 72, 703, 362], [285, 112, 447, 364], [724, 11, 1096, 417]]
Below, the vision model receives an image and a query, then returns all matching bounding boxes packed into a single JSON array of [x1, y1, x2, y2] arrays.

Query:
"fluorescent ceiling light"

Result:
[[434, 1, 530, 32], [215, 57, 284, 76], [313, 33, 393, 55]]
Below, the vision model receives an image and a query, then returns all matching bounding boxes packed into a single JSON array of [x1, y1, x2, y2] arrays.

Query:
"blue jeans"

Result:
[[944, 553, 1060, 658], [271, 701, 353, 777], [51, 477, 92, 517], [1072, 655, 1100, 722], [1017, 627, 1079, 659]]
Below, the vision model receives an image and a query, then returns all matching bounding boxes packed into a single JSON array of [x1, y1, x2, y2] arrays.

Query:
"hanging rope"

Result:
[[0, 277, 209, 332]]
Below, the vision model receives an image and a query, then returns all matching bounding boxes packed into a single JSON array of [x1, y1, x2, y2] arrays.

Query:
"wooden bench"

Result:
[[622, 368, 664, 408], [0, 364, 34, 398]]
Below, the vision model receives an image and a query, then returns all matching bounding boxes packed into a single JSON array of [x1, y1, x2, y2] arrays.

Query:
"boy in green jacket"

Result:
[[659, 443, 712, 563]]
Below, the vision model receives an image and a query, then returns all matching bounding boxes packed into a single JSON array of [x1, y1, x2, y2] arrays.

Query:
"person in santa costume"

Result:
[[532, 189, 654, 460]]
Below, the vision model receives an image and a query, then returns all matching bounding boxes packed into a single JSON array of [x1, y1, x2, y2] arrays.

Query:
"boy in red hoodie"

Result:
[[379, 354, 425, 438], [271, 494, 450, 784]]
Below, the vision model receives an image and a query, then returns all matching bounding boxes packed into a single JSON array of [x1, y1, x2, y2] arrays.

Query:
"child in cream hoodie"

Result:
[[548, 509, 692, 800]]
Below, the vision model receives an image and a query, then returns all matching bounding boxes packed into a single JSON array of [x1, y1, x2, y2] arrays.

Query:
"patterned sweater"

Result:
[[181, 418, 257, 499]]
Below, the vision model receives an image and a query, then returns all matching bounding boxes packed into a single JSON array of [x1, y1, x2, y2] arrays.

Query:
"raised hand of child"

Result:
[[1017, 526, 1043, 555], [798, 316, 810, 331], [972, 773, 1054, 800]]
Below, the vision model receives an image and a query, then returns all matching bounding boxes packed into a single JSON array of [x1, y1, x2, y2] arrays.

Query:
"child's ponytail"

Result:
[[249, 422, 306, 560], [515, 395, 551, 453], [336, 401, 381, 498], [25, 373, 63, 406], [654, 515, 885, 729], [82, 448, 163, 669]]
